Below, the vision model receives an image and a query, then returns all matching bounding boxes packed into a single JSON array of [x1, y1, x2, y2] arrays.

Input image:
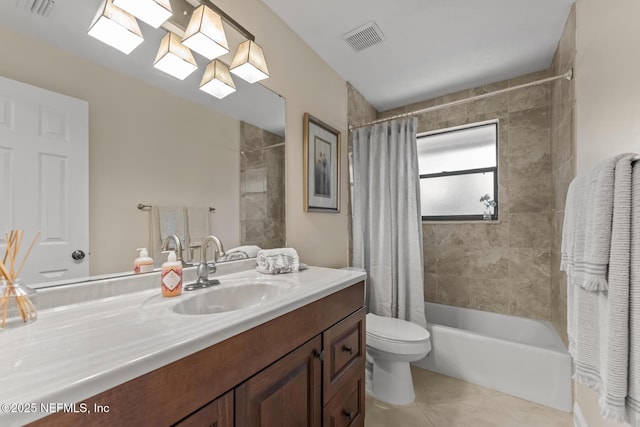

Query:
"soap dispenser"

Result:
[[134, 248, 154, 274], [161, 250, 182, 297]]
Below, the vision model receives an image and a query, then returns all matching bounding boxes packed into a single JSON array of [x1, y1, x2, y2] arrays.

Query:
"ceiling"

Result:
[[261, 0, 574, 112], [0, 0, 285, 135]]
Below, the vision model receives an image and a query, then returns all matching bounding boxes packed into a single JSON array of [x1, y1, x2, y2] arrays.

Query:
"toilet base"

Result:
[[366, 356, 416, 406]]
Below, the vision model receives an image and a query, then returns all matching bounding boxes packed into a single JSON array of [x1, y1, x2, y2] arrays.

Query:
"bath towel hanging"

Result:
[[562, 153, 640, 425]]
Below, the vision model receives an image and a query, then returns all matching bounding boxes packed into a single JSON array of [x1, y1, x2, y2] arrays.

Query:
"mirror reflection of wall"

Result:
[[0, 22, 285, 282], [240, 123, 286, 249]]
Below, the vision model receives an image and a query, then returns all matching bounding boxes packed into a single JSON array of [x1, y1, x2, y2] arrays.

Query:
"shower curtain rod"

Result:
[[349, 69, 573, 131]]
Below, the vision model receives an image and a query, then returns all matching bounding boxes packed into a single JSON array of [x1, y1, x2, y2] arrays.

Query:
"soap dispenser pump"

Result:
[[161, 250, 183, 297], [134, 248, 154, 274]]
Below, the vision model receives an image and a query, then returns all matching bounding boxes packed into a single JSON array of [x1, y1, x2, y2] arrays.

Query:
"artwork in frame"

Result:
[[303, 113, 340, 212]]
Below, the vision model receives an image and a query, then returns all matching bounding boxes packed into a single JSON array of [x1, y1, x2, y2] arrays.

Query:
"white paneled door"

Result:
[[0, 76, 89, 285]]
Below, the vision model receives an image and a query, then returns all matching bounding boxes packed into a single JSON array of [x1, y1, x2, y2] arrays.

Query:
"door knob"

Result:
[[71, 250, 86, 260]]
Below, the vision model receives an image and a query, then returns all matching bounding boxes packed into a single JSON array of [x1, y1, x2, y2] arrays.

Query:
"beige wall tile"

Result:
[[509, 167, 551, 214], [435, 274, 471, 307], [509, 213, 551, 249], [467, 247, 510, 279], [470, 278, 511, 314], [509, 248, 551, 283], [424, 272, 437, 302], [555, 111, 574, 170], [509, 84, 551, 113], [509, 127, 551, 171], [509, 105, 550, 130], [551, 210, 565, 255], [437, 246, 470, 275], [347, 81, 378, 126], [424, 246, 438, 274], [509, 279, 551, 319]]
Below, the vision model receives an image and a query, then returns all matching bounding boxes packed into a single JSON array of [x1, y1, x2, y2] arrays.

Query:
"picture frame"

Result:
[[303, 113, 341, 213]]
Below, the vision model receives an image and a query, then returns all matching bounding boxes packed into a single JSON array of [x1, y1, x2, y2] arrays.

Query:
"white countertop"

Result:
[[0, 265, 366, 426]]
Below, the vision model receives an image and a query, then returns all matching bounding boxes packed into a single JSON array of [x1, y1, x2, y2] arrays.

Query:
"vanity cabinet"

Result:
[[235, 336, 322, 426], [176, 391, 234, 427], [29, 281, 365, 427]]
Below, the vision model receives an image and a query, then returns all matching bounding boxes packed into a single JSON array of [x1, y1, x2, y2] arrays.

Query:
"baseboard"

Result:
[[574, 403, 588, 427]]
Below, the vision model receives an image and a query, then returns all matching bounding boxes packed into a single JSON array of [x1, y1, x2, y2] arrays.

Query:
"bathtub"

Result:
[[413, 302, 572, 412]]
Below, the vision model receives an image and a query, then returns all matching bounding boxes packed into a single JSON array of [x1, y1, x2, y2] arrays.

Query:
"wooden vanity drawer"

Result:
[[323, 307, 365, 405], [323, 372, 364, 427]]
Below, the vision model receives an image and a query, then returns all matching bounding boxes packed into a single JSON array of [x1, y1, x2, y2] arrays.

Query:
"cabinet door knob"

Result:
[[342, 345, 353, 355], [314, 349, 324, 361], [343, 409, 354, 420]]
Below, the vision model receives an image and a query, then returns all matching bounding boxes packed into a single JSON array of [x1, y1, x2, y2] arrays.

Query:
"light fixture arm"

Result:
[[201, 0, 255, 41], [164, 0, 255, 41]]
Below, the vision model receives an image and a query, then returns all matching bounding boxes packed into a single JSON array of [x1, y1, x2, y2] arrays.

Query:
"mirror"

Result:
[[0, 1, 285, 286]]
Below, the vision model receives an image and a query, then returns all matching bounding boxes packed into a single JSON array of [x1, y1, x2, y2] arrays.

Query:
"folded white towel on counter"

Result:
[[219, 245, 262, 262], [256, 248, 299, 274]]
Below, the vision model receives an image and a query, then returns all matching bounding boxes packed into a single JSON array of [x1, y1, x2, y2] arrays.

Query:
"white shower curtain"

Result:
[[351, 117, 427, 328]]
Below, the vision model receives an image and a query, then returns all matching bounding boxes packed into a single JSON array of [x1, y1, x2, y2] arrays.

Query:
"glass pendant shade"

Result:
[[182, 5, 229, 60], [199, 60, 236, 99], [113, 0, 172, 29], [153, 33, 198, 80], [230, 40, 269, 83], [88, 0, 143, 54]]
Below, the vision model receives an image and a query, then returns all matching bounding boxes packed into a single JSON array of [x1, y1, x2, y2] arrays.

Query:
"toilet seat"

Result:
[[366, 313, 431, 355]]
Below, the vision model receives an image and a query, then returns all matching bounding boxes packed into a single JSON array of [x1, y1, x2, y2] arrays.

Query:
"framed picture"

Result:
[[303, 113, 340, 212]]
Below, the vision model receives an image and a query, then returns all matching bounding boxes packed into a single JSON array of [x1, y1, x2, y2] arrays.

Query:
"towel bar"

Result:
[[137, 204, 216, 212]]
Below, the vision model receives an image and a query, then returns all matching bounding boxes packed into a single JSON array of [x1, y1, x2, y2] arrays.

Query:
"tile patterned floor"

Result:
[[364, 367, 573, 427]]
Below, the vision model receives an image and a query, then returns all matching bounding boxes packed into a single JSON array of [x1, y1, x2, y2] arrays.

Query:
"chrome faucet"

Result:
[[194, 235, 225, 287], [161, 234, 189, 267]]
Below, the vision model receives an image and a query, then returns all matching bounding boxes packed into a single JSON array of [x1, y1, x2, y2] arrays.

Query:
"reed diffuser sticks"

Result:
[[1, 230, 40, 328]]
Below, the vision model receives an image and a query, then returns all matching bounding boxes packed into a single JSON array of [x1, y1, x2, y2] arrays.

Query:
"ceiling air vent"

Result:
[[342, 21, 385, 53], [15, 0, 55, 17]]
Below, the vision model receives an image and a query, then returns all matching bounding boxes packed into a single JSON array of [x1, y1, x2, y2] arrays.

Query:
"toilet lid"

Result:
[[366, 313, 430, 342]]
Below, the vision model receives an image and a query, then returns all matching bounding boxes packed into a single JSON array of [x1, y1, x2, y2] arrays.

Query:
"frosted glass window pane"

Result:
[[418, 123, 497, 174], [420, 172, 495, 217]]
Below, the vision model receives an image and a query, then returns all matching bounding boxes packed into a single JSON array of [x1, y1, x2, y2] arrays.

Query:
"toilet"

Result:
[[365, 312, 431, 406]]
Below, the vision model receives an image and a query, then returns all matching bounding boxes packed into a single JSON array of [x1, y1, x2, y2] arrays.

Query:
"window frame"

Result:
[[417, 120, 499, 222]]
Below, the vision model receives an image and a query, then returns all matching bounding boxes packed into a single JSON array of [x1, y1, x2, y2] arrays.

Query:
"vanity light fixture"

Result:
[[153, 32, 198, 80], [199, 59, 236, 99], [230, 40, 269, 83], [87, 0, 144, 55], [113, 0, 173, 29], [87, 0, 270, 97], [182, 4, 229, 60]]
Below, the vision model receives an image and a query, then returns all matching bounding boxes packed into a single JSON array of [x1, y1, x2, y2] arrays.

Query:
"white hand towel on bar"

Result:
[[256, 248, 299, 274], [149, 205, 186, 262], [575, 153, 630, 291], [186, 206, 210, 262]]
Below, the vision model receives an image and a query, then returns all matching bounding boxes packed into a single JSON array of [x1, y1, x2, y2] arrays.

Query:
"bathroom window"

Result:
[[417, 121, 498, 221]]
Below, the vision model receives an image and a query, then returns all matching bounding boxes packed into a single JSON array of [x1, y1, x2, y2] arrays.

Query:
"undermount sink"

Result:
[[173, 280, 296, 315]]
